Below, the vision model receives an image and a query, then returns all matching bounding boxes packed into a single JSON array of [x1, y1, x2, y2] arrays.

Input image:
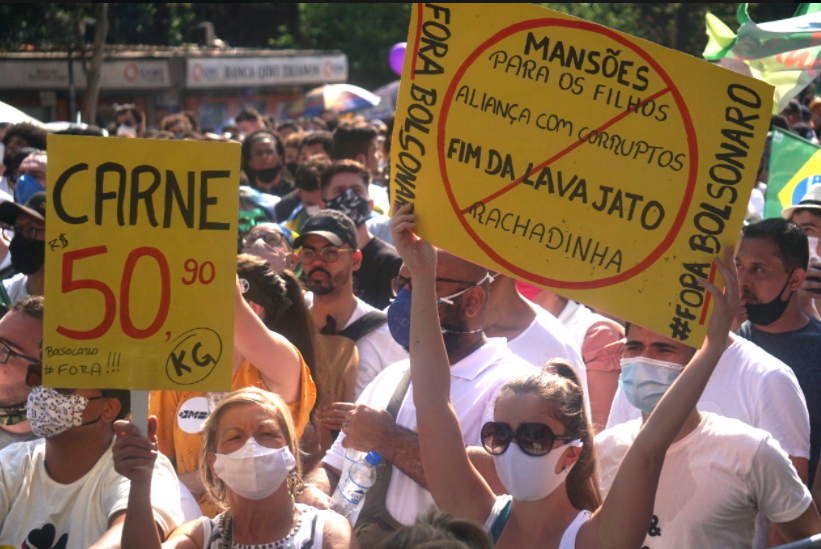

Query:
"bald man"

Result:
[[303, 249, 535, 545]]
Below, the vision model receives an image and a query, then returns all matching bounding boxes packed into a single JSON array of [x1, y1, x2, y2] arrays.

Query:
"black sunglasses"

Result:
[[481, 421, 576, 457]]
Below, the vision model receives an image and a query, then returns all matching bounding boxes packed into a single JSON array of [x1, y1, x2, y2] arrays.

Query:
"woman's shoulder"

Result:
[[162, 516, 209, 549], [296, 505, 356, 549]]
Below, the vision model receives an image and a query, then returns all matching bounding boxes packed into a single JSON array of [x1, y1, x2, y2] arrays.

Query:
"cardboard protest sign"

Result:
[[391, 3, 773, 345], [44, 135, 240, 390]]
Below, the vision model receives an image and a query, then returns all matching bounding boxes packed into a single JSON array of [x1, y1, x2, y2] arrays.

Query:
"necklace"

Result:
[[220, 507, 304, 549]]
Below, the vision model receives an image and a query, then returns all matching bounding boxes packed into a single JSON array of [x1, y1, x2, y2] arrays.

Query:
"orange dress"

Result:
[[150, 351, 316, 517]]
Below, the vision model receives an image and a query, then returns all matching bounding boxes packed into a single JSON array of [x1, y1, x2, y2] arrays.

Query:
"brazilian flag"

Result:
[[766, 127, 821, 218], [705, 3, 821, 114]]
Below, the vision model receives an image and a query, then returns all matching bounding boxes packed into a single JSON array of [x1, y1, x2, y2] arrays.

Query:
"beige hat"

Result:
[[784, 184, 821, 219]]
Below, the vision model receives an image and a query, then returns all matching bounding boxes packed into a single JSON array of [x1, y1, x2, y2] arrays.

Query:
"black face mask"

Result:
[[254, 165, 282, 184], [10, 236, 45, 275], [326, 188, 371, 227], [286, 162, 299, 176], [746, 270, 795, 326]]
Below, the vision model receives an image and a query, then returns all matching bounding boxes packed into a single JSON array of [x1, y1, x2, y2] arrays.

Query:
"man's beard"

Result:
[[305, 266, 347, 296], [0, 381, 29, 409], [440, 301, 472, 356]]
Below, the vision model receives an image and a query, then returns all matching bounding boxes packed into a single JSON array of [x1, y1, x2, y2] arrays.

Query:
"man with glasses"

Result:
[[0, 192, 46, 303], [0, 296, 43, 450], [296, 210, 406, 399], [321, 160, 401, 310], [241, 223, 298, 273], [1, 359, 182, 547], [302, 241, 534, 544]]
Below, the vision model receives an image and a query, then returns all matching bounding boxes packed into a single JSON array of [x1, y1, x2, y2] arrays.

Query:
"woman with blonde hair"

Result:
[[390, 203, 740, 549], [113, 387, 358, 548], [150, 257, 317, 516]]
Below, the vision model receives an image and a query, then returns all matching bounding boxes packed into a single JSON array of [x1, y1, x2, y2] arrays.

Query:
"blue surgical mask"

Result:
[[14, 174, 44, 206], [619, 357, 684, 415], [387, 277, 492, 351], [387, 289, 413, 350]]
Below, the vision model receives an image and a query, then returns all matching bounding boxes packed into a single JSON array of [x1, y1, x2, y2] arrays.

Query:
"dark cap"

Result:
[[293, 209, 358, 250], [0, 192, 46, 226]]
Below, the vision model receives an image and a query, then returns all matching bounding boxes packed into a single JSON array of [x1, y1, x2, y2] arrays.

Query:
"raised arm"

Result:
[[584, 247, 740, 549], [234, 276, 301, 402], [390, 204, 496, 524], [113, 418, 202, 549]]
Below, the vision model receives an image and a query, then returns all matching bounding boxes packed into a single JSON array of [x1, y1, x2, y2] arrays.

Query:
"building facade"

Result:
[[0, 47, 348, 130]]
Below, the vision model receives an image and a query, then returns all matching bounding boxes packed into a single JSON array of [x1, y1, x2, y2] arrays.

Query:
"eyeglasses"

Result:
[[298, 247, 354, 265], [481, 421, 576, 457], [390, 275, 481, 297], [2, 225, 45, 242], [0, 339, 40, 369], [243, 231, 291, 251]]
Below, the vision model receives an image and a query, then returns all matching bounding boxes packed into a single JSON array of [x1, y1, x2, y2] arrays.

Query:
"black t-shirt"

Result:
[[738, 317, 821, 487], [275, 189, 302, 223], [354, 236, 402, 310]]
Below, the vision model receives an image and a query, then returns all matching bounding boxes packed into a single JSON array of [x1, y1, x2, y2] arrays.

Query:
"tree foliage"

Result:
[[0, 3, 806, 89]]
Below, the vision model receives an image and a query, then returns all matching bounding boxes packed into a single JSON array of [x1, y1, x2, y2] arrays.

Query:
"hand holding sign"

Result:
[[44, 135, 240, 391], [391, 3, 772, 345]]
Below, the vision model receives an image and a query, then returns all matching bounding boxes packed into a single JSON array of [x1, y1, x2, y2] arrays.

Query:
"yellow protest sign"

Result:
[[44, 135, 240, 390], [392, 3, 773, 345]]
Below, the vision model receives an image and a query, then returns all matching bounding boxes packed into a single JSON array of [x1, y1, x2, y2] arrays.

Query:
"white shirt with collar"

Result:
[[346, 297, 408, 399], [507, 307, 587, 396], [323, 338, 535, 526]]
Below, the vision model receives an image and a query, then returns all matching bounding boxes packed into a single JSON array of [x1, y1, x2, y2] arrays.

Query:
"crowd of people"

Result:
[[0, 96, 819, 549]]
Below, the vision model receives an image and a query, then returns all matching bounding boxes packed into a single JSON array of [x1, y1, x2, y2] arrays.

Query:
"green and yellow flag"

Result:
[[705, 3, 821, 114], [766, 127, 821, 218]]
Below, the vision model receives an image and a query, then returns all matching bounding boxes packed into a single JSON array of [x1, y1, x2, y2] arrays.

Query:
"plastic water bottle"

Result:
[[331, 451, 382, 516], [337, 449, 366, 523]]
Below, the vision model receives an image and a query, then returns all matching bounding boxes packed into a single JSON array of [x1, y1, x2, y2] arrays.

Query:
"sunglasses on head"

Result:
[[481, 421, 577, 457]]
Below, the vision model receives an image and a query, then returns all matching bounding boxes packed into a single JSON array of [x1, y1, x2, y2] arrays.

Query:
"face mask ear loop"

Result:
[[436, 272, 494, 306]]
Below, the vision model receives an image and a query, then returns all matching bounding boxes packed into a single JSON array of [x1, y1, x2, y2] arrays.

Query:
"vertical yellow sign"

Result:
[[392, 3, 773, 345], [44, 135, 240, 390]]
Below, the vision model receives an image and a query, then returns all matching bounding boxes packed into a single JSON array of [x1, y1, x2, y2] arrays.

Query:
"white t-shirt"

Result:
[[2, 272, 29, 304], [595, 413, 812, 549], [606, 336, 810, 459], [323, 338, 534, 526], [0, 439, 183, 549], [347, 297, 408, 399], [369, 184, 391, 216], [507, 308, 587, 394]]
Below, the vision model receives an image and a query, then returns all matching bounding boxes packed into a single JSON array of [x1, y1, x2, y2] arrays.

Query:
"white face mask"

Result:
[[213, 438, 296, 500], [493, 440, 583, 502], [27, 386, 102, 438]]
